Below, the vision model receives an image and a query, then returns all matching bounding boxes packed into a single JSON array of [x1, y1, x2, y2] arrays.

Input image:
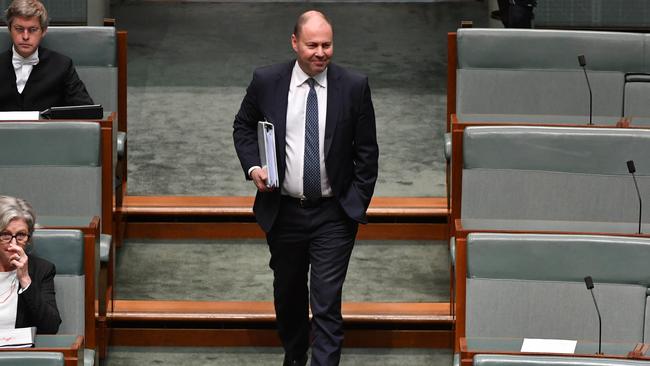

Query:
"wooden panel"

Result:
[[43, 217, 100, 351], [357, 223, 447, 240], [109, 328, 452, 348], [119, 196, 448, 218], [450, 127, 464, 237], [447, 32, 458, 131], [124, 221, 446, 240], [117, 31, 128, 133], [454, 236, 467, 352], [99, 118, 113, 236], [111, 300, 452, 324], [125, 222, 266, 239]]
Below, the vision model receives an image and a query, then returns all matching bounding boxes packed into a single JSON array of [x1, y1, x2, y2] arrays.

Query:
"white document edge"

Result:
[[521, 338, 577, 354], [0, 111, 40, 120]]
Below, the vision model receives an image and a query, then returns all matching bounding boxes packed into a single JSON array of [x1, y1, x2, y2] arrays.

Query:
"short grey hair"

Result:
[[5, 0, 49, 31], [0, 195, 36, 237]]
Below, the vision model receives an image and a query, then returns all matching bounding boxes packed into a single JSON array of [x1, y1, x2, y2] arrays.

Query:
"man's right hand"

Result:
[[251, 167, 273, 192]]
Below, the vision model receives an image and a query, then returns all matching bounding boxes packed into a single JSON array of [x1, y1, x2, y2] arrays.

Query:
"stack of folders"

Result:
[[0, 327, 36, 348], [258, 121, 279, 188]]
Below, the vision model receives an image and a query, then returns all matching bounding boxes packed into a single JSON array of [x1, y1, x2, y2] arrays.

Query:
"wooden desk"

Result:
[[0, 335, 84, 366]]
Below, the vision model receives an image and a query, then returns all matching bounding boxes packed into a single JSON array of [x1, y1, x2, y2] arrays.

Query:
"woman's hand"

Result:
[[9, 243, 31, 289]]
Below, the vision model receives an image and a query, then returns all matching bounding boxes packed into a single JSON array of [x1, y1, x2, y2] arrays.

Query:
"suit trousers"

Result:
[[267, 196, 358, 366]]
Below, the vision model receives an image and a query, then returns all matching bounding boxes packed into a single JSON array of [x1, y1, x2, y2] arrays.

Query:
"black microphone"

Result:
[[627, 160, 643, 234], [578, 55, 593, 126], [584, 276, 602, 355]]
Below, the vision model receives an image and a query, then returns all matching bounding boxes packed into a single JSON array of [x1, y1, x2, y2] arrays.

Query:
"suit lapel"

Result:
[[325, 64, 341, 158], [20, 47, 46, 98], [2, 49, 19, 94]]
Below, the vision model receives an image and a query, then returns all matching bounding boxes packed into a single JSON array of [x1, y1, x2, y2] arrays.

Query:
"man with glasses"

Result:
[[0, 0, 93, 111]]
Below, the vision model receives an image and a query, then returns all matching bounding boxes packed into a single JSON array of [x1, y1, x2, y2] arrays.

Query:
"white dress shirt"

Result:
[[0, 271, 18, 329], [12, 46, 39, 94], [282, 61, 332, 198]]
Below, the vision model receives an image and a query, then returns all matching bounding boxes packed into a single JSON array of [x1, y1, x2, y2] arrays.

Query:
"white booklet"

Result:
[[257, 121, 279, 189], [0, 111, 40, 121], [521, 338, 577, 354], [0, 327, 36, 348]]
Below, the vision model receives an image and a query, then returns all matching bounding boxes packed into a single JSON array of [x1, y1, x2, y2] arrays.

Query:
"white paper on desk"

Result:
[[0, 111, 40, 120], [257, 121, 279, 188], [0, 327, 36, 348], [521, 338, 577, 354]]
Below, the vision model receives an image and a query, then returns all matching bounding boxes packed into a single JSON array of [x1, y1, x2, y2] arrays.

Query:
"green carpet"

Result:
[[115, 239, 450, 302], [102, 346, 452, 366]]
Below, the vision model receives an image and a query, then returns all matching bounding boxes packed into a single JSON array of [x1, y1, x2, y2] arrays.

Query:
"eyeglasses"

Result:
[[0, 232, 30, 244], [11, 25, 41, 35]]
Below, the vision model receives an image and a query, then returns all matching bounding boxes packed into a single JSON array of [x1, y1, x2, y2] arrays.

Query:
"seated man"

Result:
[[0, 0, 93, 111]]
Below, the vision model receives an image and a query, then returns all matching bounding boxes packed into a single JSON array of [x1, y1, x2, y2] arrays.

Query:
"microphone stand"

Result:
[[588, 287, 602, 355], [581, 65, 593, 126], [631, 171, 643, 234]]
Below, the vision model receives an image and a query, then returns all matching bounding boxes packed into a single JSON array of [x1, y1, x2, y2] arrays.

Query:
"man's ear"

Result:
[[291, 34, 298, 53]]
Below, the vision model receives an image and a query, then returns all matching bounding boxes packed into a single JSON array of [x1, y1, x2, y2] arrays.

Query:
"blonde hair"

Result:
[[5, 0, 49, 31]]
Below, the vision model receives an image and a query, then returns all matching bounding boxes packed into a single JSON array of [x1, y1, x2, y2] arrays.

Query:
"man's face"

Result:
[[292, 16, 333, 77], [10, 16, 45, 58]]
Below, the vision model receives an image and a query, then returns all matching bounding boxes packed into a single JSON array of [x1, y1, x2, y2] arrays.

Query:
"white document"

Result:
[[0, 327, 36, 348], [257, 121, 279, 189], [521, 338, 577, 354], [0, 111, 40, 120]]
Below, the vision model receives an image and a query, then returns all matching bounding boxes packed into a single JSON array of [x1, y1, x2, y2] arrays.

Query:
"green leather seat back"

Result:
[[461, 126, 650, 226], [456, 29, 646, 119], [31, 229, 85, 337], [466, 233, 650, 343], [0, 352, 64, 366], [0, 122, 102, 220]]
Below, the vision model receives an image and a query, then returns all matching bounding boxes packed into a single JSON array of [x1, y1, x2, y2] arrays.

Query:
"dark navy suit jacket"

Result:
[[15, 254, 62, 334], [0, 47, 93, 111], [233, 61, 379, 232]]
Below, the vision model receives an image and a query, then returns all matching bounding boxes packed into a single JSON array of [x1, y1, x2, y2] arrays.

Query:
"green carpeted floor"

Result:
[[102, 346, 452, 366], [115, 239, 450, 302]]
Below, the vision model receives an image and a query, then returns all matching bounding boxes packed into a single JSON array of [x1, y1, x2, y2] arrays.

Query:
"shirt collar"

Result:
[[291, 61, 327, 89], [12, 46, 39, 64]]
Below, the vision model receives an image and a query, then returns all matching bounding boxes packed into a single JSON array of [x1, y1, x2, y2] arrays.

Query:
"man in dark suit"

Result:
[[0, 0, 93, 111], [497, 0, 537, 28], [233, 10, 378, 366]]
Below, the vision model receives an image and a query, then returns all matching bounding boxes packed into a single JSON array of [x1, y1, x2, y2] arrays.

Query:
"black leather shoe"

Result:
[[283, 353, 308, 366]]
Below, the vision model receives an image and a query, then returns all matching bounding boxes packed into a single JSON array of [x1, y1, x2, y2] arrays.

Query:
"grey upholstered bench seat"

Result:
[[465, 233, 650, 343], [455, 28, 647, 119], [0, 352, 64, 366], [460, 126, 650, 229], [474, 354, 650, 366], [32, 229, 95, 366]]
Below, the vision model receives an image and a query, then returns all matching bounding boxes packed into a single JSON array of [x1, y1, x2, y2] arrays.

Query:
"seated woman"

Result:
[[0, 195, 60, 334]]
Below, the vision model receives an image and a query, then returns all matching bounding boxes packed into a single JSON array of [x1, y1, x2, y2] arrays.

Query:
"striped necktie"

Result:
[[303, 78, 321, 200]]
